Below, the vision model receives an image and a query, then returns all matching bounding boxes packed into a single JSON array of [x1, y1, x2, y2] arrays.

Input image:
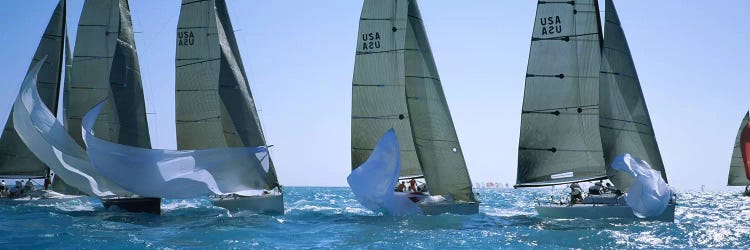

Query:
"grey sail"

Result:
[[728, 112, 750, 186], [516, 0, 605, 187], [66, 0, 151, 150], [176, 0, 279, 190], [0, 0, 66, 178], [54, 34, 85, 195], [403, 0, 474, 202], [351, 0, 424, 177], [599, 0, 667, 192]]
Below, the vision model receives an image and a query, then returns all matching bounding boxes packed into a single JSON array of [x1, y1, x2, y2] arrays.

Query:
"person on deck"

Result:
[[588, 181, 604, 195], [408, 178, 417, 192], [0, 180, 5, 193], [396, 181, 406, 192], [44, 174, 52, 190], [569, 183, 583, 205], [24, 179, 34, 192]]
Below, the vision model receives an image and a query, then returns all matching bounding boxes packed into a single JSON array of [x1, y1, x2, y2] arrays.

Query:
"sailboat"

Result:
[[727, 112, 750, 196], [0, 0, 82, 200], [516, 0, 674, 221], [349, 0, 479, 215], [65, 0, 159, 213], [174, 0, 283, 213]]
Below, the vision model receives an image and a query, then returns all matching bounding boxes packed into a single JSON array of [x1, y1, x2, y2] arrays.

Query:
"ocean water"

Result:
[[0, 187, 748, 249]]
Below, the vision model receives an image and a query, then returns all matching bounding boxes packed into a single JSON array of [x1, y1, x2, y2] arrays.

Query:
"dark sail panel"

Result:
[[0, 0, 66, 178], [599, 0, 667, 192], [351, 0, 423, 177], [176, 0, 279, 189], [516, 0, 606, 187], [403, 0, 474, 202]]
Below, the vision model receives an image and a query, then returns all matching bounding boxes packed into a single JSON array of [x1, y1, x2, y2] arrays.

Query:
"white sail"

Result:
[[611, 153, 671, 218], [13, 59, 129, 197], [84, 100, 271, 199], [348, 129, 421, 215]]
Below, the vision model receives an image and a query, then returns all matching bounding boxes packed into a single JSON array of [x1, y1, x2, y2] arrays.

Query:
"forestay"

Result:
[[351, 0, 423, 178], [403, 0, 474, 202], [176, 0, 279, 190], [13, 59, 130, 197], [599, 0, 667, 192], [727, 112, 750, 186], [0, 0, 66, 178], [517, 0, 606, 187], [84, 100, 271, 199]]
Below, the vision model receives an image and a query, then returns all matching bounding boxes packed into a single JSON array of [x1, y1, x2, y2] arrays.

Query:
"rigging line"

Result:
[[525, 73, 597, 79], [532, 32, 598, 41], [182, 0, 208, 6], [175, 58, 221, 68], [519, 146, 602, 153], [360, 18, 392, 21], [176, 116, 220, 123], [405, 75, 440, 81], [538, 1, 575, 5], [522, 104, 598, 113], [352, 114, 406, 120], [602, 46, 631, 57], [600, 116, 652, 127], [600, 125, 654, 136], [600, 71, 637, 81], [356, 48, 419, 55]]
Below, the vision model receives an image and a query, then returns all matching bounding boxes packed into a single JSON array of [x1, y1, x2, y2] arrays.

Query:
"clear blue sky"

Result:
[[0, 1, 748, 190]]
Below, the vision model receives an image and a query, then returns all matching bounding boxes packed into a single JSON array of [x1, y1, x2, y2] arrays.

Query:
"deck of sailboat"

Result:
[[535, 203, 675, 222]]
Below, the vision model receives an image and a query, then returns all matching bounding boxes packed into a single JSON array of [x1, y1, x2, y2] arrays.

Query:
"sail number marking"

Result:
[[540, 16, 563, 36], [177, 31, 195, 46], [361, 32, 381, 50]]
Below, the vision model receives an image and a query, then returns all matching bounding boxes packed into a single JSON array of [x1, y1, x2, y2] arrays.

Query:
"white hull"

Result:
[[211, 193, 284, 215], [535, 203, 675, 222], [0, 190, 82, 204], [418, 201, 479, 215]]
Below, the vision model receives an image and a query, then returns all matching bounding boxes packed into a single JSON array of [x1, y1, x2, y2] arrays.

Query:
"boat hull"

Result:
[[418, 202, 479, 215], [535, 203, 675, 222], [211, 193, 284, 215], [102, 197, 162, 214], [0, 190, 82, 204]]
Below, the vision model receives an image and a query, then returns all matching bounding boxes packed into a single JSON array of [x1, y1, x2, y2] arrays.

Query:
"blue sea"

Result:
[[0, 187, 748, 249]]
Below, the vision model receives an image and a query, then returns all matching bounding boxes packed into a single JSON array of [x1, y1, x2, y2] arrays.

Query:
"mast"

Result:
[[351, 0, 423, 178], [175, 0, 279, 190], [516, 0, 605, 187], [67, 0, 151, 149], [728, 112, 750, 186], [403, 0, 475, 202], [0, 0, 67, 178], [599, 0, 667, 192]]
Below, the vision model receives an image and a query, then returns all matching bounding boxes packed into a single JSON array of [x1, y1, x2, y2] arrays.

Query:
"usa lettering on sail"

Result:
[[540, 16, 562, 36], [177, 31, 195, 46], [361, 32, 381, 50]]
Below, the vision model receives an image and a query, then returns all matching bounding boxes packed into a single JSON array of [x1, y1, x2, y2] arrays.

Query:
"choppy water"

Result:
[[0, 187, 748, 249]]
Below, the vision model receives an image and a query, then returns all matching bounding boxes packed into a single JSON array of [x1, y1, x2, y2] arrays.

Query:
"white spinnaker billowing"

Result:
[[83, 99, 271, 199], [611, 153, 671, 218], [348, 129, 421, 216], [12, 58, 128, 197]]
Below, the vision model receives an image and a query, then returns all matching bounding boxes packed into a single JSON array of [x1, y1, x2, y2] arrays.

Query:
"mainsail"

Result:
[[516, 0, 606, 187], [65, 0, 151, 149], [727, 112, 750, 186], [0, 0, 66, 178], [351, 0, 422, 177], [351, 0, 474, 201], [599, 0, 667, 192], [175, 0, 279, 190]]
